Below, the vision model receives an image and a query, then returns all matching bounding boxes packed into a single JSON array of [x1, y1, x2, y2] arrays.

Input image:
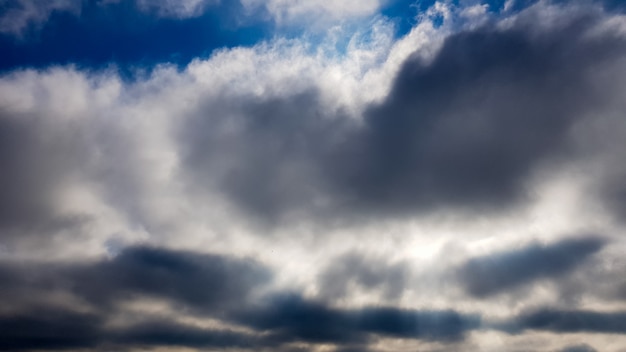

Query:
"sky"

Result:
[[1, 0, 626, 351]]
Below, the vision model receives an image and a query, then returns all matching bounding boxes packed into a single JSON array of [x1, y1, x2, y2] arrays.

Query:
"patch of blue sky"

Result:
[[0, 0, 270, 77]]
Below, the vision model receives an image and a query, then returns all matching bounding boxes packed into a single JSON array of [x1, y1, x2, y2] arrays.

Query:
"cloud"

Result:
[[109, 320, 262, 350], [511, 308, 626, 334], [180, 5, 626, 223], [0, 308, 103, 351], [559, 345, 598, 352], [0, 106, 93, 240], [458, 236, 606, 297], [4, 2, 626, 235], [234, 294, 481, 344], [0, 246, 272, 313], [333, 10, 625, 215], [2, 2, 626, 350], [0, 306, 267, 351], [317, 252, 409, 300], [0, 246, 481, 350]]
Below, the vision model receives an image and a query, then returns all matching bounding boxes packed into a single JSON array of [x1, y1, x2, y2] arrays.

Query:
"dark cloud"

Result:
[[510, 308, 626, 334], [458, 236, 606, 297], [0, 249, 481, 350], [0, 246, 276, 351], [317, 252, 408, 300], [234, 294, 480, 344], [181, 7, 626, 223], [109, 320, 262, 350], [0, 308, 102, 351], [0, 307, 265, 351], [340, 13, 614, 213], [73, 246, 272, 312], [0, 246, 272, 313]]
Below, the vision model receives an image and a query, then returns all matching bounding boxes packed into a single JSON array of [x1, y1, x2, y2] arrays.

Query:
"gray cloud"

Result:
[[0, 246, 272, 313], [0, 306, 267, 351], [559, 344, 598, 352], [0, 109, 92, 239], [0, 246, 278, 351], [511, 308, 626, 334], [458, 236, 606, 297], [317, 252, 408, 301], [0, 247, 482, 350], [233, 294, 481, 344]]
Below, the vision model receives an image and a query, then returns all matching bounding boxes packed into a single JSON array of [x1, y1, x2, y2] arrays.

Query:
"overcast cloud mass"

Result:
[[1, 0, 626, 351]]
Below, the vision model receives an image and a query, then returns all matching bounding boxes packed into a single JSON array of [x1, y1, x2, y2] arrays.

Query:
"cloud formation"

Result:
[[0, 246, 271, 313], [234, 294, 481, 344]]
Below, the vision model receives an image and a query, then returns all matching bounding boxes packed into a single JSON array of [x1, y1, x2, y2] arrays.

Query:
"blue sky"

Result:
[[2, 1, 626, 352]]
